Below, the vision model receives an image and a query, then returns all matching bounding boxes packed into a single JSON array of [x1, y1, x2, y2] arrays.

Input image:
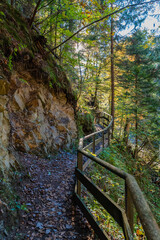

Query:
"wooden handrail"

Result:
[[75, 112, 160, 240]]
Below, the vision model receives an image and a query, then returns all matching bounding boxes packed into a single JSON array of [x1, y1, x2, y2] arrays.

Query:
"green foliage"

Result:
[[76, 107, 95, 137], [0, 169, 28, 212], [49, 81, 53, 88], [8, 54, 13, 70], [0, 11, 5, 17], [19, 78, 29, 85], [83, 191, 124, 239], [0, 0, 159, 236], [7, 45, 26, 71], [0, 169, 29, 236], [116, 30, 160, 155]]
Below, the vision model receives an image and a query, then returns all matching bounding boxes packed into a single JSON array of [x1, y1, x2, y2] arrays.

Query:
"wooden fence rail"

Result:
[[74, 112, 160, 240]]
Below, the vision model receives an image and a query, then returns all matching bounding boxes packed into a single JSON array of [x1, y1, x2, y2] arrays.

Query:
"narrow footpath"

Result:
[[10, 151, 95, 240]]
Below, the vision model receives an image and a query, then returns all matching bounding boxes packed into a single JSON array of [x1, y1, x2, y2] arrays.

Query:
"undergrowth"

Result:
[[0, 168, 29, 237], [76, 105, 95, 138]]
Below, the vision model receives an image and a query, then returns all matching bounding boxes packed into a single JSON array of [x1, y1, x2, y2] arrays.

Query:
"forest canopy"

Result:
[[1, 0, 160, 228]]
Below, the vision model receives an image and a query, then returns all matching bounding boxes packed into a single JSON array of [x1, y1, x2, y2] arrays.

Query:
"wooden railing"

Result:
[[74, 112, 160, 240]]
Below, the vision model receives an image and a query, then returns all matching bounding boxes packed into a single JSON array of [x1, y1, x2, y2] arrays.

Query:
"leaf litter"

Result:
[[8, 151, 95, 240]]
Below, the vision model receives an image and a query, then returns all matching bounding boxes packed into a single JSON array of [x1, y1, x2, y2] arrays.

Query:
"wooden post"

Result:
[[102, 132, 104, 148], [108, 128, 110, 146], [125, 182, 134, 233], [93, 135, 95, 154], [77, 151, 83, 196]]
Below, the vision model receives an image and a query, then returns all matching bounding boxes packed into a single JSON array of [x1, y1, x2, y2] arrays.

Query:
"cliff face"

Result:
[[8, 70, 77, 155], [0, 1, 77, 172], [0, 75, 13, 171]]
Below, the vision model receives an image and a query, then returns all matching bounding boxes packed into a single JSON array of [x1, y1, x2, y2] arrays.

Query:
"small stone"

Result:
[[4, 229, 8, 236], [46, 229, 51, 234], [66, 224, 72, 230], [26, 203, 32, 206], [36, 222, 43, 229], [46, 225, 54, 228]]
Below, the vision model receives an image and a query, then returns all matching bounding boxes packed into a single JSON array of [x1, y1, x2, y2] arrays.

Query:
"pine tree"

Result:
[[117, 30, 160, 158]]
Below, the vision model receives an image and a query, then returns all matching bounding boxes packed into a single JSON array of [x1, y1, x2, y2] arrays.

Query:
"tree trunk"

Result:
[[60, 35, 62, 64], [49, 5, 53, 43], [77, 54, 83, 100], [93, 82, 98, 109], [111, 3, 115, 136], [119, 112, 124, 137], [11, 0, 14, 6], [29, 0, 42, 27], [124, 118, 130, 146], [54, 16, 58, 55], [134, 75, 138, 159]]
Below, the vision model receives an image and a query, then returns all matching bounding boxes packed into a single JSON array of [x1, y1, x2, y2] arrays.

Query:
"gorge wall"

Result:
[[0, 0, 77, 173]]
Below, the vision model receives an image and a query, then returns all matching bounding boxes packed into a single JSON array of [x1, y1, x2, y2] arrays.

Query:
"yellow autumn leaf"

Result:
[[91, 153, 96, 156], [136, 229, 144, 235]]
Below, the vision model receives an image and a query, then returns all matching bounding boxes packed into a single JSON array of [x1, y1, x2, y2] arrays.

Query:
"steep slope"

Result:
[[0, 0, 77, 173]]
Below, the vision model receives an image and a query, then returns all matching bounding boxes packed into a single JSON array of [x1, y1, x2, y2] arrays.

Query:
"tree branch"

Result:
[[51, 0, 158, 51], [29, 0, 42, 27]]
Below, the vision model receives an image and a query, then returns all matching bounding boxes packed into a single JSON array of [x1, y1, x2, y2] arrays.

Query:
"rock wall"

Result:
[[0, 70, 15, 171], [0, 1, 77, 172], [9, 71, 77, 155], [0, 68, 77, 171], [0, 94, 13, 170]]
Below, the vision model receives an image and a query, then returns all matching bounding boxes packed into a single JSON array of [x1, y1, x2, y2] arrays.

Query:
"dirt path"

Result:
[[10, 151, 95, 240]]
